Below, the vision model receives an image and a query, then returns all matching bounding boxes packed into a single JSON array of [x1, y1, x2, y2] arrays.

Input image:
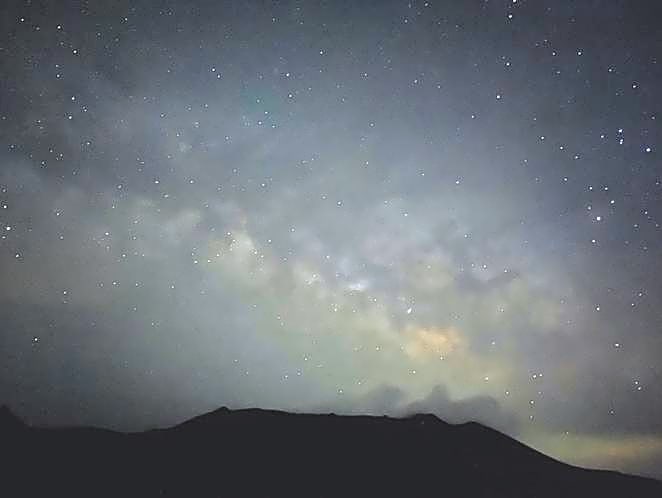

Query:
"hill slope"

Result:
[[3, 405, 661, 497]]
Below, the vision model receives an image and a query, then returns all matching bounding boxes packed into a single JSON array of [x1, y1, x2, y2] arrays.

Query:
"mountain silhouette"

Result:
[[0, 405, 23, 429], [3, 405, 661, 497]]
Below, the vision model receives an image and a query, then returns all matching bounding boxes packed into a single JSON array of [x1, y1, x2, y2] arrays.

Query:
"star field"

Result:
[[1, 0, 661, 479]]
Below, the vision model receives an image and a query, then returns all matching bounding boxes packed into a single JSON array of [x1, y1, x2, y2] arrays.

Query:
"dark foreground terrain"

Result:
[[2, 405, 661, 497]]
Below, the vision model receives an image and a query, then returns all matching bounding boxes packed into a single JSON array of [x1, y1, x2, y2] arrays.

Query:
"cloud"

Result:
[[403, 325, 463, 360], [314, 384, 519, 435], [403, 385, 520, 434], [526, 431, 662, 480]]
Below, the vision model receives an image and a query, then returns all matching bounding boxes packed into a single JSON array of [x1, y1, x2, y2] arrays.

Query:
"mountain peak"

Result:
[[0, 405, 24, 428], [4, 406, 662, 497]]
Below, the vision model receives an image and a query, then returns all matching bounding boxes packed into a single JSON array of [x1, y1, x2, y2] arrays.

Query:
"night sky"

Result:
[[1, 0, 662, 478]]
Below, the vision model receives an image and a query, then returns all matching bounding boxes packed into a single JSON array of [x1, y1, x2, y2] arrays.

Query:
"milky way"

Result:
[[1, 0, 661, 478]]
